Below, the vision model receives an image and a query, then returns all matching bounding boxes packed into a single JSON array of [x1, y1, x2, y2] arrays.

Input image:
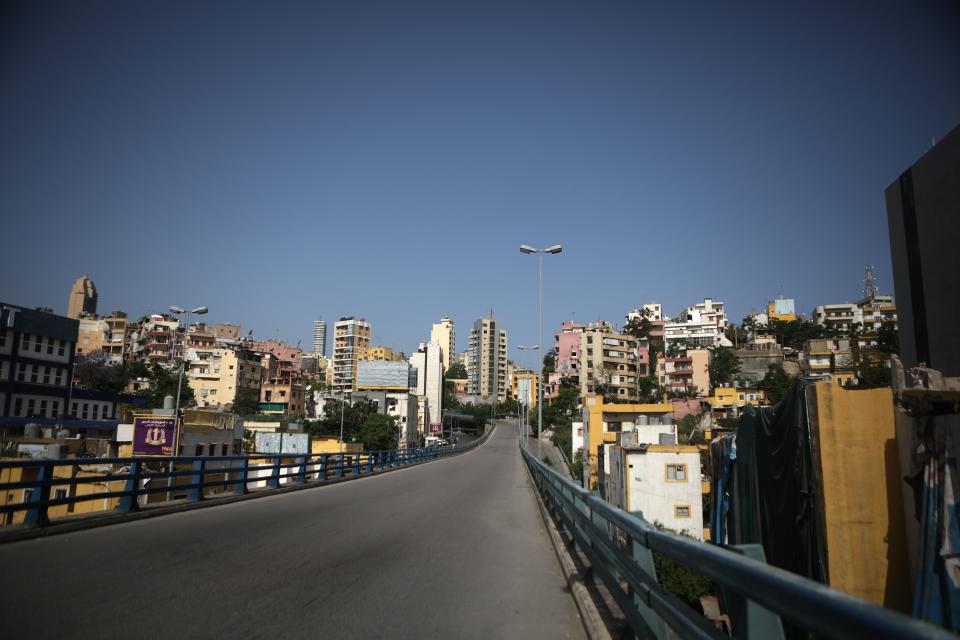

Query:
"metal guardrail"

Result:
[[0, 445, 447, 529], [521, 447, 951, 640]]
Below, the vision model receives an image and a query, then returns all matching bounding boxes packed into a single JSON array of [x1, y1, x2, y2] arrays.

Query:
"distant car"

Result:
[[434, 439, 450, 447]]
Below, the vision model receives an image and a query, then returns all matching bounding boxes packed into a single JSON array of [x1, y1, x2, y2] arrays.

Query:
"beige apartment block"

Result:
[[466, 312, 508, 402], [333, 317, 372, 393], [579, 323, 639, 401], [430, 316, 456, 372]]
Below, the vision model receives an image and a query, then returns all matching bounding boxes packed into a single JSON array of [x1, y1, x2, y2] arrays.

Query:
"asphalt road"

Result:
[[0, 422, 584, 640]]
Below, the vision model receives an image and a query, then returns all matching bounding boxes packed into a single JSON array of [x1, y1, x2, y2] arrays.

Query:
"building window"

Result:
[[47, 341, 54, 355], [40, 400, 48, 416], [92, 404, 99, 420], [30, 367, 38, 383], [21, 333, 30, 350], [35, 338, 42, 353], [195, 444, 204, 456], [0, 331, 5, 347], [51, 400, 59, 418], [674, 505, 691, 518], [666, 464, 687, 482], [43, 366, 51, 384], [58, 340, 65, 356], [221, 444, 228, 456], [55, 369, 63, 386], [27, 399, 35, 416], [14, 398, 22, 416], [72, 402, 78, 416], [81, 404, 88, 420], [54, 489, 67, 501], [607, 421, 622, 432], [17, 363, 26, 382]]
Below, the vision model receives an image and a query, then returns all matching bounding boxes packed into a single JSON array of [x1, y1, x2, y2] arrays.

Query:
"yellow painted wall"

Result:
[[310, 437, 363, 454], [810, 382, 910, 612], [584, 396, 673, 489]]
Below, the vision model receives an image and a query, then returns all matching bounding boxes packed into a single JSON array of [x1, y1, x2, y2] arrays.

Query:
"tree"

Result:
[[568, 449, 584, 481], [877, 323, 899, 355], [360, 413, 399, 450], [676, 414, 701, 444], [636, 373, 662, 404], [707, 346, 740, 389], [446, 362, 467, 379], [138, 363, 195, 409], [666, 340, 693, 358], [542, 349, 557, 375], [624, 309, 653, 341], [232, 388, 260, 415], [309, 398, 379, 442], [758, 364, 792, 405], [856, 357, 892, 388], [651, 523, 713, 608], [73, 353, 148, 393]]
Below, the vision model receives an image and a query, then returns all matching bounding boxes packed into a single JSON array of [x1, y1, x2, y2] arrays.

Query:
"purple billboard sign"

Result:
[[133, 416, 178, 456], [429, 423, 443, 434]]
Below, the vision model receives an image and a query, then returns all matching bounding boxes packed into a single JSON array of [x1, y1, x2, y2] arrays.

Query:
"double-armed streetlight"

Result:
[[519, 244, 562, 459]]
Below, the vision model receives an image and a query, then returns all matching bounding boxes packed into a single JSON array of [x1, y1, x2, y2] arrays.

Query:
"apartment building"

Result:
[[664, 298, 732, 349], [76, 311, 129, 363], [66, 273, 97, 320], [248, 339, 302, 369], [657, 349, 710, 396], [358, 346, 406, 362], [554, 321, 586, 383], [259, 353, 304, 417], [332, 317, 371, 393], [410, 342, 443, 435], [1, 303, 77, 421], [313, 318, 327, 357], [430, 316, 456, 372], [578, 321, 639, 401], [128, 315, 183, 367], [213, 323, 241, 344], [466, 312, 508, 402], [801, 338, 857, 386], [511, 370, 539, 408], [186, 346, 263, 410], [606, 441, 705, 539], [812, 294, 897, 337]]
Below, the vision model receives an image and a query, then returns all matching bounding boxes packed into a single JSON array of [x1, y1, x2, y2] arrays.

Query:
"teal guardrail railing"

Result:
[[521, 446, 950, 640]]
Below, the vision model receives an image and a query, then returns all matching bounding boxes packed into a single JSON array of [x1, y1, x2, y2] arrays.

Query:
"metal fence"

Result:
[[0, 427, 496, 530], [521, 447, 950, 640]]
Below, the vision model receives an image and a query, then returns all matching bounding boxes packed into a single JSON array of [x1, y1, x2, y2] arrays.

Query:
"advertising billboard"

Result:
[[133, 416, 179, 456], [429, 423, 443, 433]]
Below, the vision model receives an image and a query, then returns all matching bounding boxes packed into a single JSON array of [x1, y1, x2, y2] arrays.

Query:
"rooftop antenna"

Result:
[[863, 264, 877, 299]]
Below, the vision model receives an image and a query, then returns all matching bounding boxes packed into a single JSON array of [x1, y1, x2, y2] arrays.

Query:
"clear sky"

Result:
[[2, 1, 958, 361]]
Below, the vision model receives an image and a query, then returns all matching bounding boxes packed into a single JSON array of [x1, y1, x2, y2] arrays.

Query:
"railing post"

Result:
[[234, 457, 249, 495], [377, 451, 384, 470], [352, 452, 361, 475], [268, 455, 282, 489], [365, 452, 373, 473], [319, 453, 328, 480], [336, 453, 344, 478], [118, 460, 142, 512], [725, 544, 786, 640], [188, 459, 206, 501], [23, 461, 53, 527], [296, 455, 307, 484]]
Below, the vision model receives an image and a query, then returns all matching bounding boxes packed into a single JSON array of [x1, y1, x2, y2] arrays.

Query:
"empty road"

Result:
[[0, 422, 584, 639]]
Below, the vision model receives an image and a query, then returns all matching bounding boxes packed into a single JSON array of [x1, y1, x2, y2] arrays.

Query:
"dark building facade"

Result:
[[886, 123, 960, 376], [0, 302, 78, 421]]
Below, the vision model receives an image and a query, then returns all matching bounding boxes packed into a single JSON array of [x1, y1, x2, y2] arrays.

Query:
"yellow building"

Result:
[[582, 396, 674, 490], [706, 385, 766, 411], [766, 296, 797, 322], [1, 462, 124, 526], [358, 346, 406, 362], [311, 436, 363, 454], [511, 371, 539, 408]]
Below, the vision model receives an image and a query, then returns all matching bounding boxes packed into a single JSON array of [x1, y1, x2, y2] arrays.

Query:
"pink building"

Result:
[[554, 321, 586, 381]]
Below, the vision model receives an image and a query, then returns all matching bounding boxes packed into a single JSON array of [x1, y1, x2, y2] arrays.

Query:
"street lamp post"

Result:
[[520, 244, 562, 460], [168, 304, 208, 500], [517, 344, 539, 448]]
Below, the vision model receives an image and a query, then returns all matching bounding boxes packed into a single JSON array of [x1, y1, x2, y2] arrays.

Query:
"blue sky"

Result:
[[2, 1, 958, 359]]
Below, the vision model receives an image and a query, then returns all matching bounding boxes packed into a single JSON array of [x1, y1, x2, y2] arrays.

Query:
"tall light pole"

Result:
[[517, 344, 539, 447], [520, 244, 562, 460], [168, 304, 207, 501]]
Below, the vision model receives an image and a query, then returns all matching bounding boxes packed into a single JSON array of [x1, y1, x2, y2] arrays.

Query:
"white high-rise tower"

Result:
[[313, 319, 327, 357]]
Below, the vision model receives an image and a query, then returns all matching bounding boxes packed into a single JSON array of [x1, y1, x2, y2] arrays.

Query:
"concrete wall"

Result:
[[807, 382, 911, 612]]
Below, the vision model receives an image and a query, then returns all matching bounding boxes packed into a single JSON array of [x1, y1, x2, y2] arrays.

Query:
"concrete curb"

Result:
[[521, 445, 613, 640], [0, 427, 497, 545]]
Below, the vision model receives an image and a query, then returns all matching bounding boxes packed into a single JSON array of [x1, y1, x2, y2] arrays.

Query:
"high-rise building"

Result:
[[333, 317, 371, 393], [430, 317, 455, 372], [313, 319, 327, 357], [67, 274, 97, 319], [410, 342, 443, 435], [887, 122, 960, 375], [466, 311, 508, 402]]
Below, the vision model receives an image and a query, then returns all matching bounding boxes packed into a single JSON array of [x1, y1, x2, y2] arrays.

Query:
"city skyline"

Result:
[[2, 2, 958, 358]]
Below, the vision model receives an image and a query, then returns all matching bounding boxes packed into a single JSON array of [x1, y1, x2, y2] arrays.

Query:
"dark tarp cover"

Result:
[[710, 378, 826, 585]]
